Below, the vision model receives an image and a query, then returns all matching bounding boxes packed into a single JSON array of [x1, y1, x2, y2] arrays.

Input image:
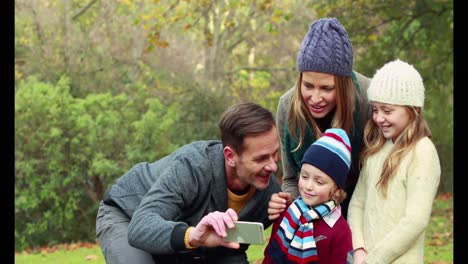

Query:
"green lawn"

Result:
[[15, 193, 453, 264], [15, 245, 105, 264]]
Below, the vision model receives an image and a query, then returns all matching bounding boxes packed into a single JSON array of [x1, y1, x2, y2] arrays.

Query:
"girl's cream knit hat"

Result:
[[368, 59, 425, 108]]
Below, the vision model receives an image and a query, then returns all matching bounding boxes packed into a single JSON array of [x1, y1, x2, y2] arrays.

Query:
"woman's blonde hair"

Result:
[[360, 106, 431, 197], [287, 72, 357, 151]]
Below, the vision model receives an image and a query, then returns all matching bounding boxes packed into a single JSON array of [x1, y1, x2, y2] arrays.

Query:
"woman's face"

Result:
[[300, 71, 337, 119]]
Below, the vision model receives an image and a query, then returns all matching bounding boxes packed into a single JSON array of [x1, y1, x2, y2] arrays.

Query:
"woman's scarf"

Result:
[[266, 198, 336, 264]]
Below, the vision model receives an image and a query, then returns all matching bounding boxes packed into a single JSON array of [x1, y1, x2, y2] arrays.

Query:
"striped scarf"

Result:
[[267, 198, 336, 264]]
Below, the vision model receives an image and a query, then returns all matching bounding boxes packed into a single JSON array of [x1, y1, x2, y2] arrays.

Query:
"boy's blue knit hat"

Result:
[[301, 128, 352, 188], [297, 17, 353, 77]]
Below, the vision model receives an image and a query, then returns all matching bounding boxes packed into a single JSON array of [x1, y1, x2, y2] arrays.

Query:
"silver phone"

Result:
[[223, 221, 266, 245]]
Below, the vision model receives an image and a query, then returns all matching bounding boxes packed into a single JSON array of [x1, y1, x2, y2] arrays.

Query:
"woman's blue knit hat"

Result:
[[297, 17, 353, 77], [301, 128, 352, 188]]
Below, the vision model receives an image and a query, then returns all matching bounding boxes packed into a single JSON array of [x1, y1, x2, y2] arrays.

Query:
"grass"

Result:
[[15, 244, 105, 264], [15, 193, 453, 264], [422, 193, 453, 263]]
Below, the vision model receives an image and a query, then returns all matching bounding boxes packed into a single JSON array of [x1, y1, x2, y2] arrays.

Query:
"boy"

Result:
[[263, 128, 353, 264]]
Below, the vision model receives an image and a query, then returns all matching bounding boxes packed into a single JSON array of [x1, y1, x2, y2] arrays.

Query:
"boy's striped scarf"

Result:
[[267, 198, 336, 264]]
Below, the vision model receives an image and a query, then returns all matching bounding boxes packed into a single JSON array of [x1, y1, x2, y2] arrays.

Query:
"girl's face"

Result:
[[300, 71, 337, 119], [371, 102, 411, 141], [298, 163, 336, 206]]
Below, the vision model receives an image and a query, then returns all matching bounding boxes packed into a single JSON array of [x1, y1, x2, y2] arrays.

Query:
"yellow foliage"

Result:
[[368, 34, 378, 41], [17, 36, 30, 46], [158, 41, 169, 48]]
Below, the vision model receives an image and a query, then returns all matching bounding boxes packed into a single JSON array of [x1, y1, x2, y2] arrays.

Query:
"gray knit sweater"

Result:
[[103, 140, 281, 257]]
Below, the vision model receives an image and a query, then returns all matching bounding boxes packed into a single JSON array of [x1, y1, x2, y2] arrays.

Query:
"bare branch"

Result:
[[30, 6, 45, 46], [225, 66, 296, 75], [72, 0, 99, 21]]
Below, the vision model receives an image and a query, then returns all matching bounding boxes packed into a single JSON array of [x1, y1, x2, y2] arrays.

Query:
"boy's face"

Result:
[[298, 163, 337, 206]]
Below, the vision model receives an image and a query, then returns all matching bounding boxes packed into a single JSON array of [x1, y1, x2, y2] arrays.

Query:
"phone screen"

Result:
[[223, 221, 266, 245]]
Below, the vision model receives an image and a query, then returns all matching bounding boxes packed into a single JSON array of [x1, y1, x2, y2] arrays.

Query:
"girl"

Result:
[[270, 17, 371, 220], [263, 128, 353, 264], [348, 59, 441, 263]]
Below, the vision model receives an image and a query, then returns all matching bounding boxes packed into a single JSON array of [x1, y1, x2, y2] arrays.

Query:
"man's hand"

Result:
[[188, 208, 240, 249], [267, 192, 292, 220]]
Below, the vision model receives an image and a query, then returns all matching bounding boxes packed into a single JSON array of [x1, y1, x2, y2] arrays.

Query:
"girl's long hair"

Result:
[[360, 106, 432, 197], [287, 72, 357, 151]]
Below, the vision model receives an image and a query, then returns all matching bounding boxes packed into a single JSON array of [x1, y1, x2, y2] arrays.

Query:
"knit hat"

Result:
[[368, 59, 425, 107], [297, 17, 353, 77], [301, 128, 351, 188]]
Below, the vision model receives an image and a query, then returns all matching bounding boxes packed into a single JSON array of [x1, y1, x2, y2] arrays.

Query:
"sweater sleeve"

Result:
[[263, 211, 285, 263], [353, 71, 372, 132], [277, 87, 299, 199], [366, 138, 441, 263], [127, 158, 202, 254], [347, 158, 369, 251]]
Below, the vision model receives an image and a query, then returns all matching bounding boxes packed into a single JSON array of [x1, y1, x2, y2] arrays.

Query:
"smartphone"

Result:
[[223, 221, 266, 245]]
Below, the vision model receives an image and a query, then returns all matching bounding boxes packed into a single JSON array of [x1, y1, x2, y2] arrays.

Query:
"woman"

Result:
[[269, 17, 371, 220]]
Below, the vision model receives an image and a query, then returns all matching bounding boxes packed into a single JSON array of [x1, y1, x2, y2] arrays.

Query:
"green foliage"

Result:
[[14, 76, 188, 251], [14, 74, 236, 251], [16, 76, 89, 250], [126, 98, 180, 163], [15, 1, 161, 97], [170, 85, 231, 145], [229, 69, 282, 112]]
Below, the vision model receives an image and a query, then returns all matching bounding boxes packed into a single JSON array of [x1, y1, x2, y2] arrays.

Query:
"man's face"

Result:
[[233, 127, 279, 191]]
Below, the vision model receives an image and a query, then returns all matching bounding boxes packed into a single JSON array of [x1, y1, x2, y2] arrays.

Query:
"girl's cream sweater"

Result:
[[348, 137, 441, 264]]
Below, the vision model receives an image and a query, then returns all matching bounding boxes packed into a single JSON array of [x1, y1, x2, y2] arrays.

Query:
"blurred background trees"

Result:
[[15, 0, 453, 251]]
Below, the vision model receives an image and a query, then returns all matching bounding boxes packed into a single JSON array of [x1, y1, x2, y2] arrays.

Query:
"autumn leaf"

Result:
[[85, 255, 98, 261]]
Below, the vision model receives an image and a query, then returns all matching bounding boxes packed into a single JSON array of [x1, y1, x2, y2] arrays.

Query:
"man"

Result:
[[96, 102, 281, 263]]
